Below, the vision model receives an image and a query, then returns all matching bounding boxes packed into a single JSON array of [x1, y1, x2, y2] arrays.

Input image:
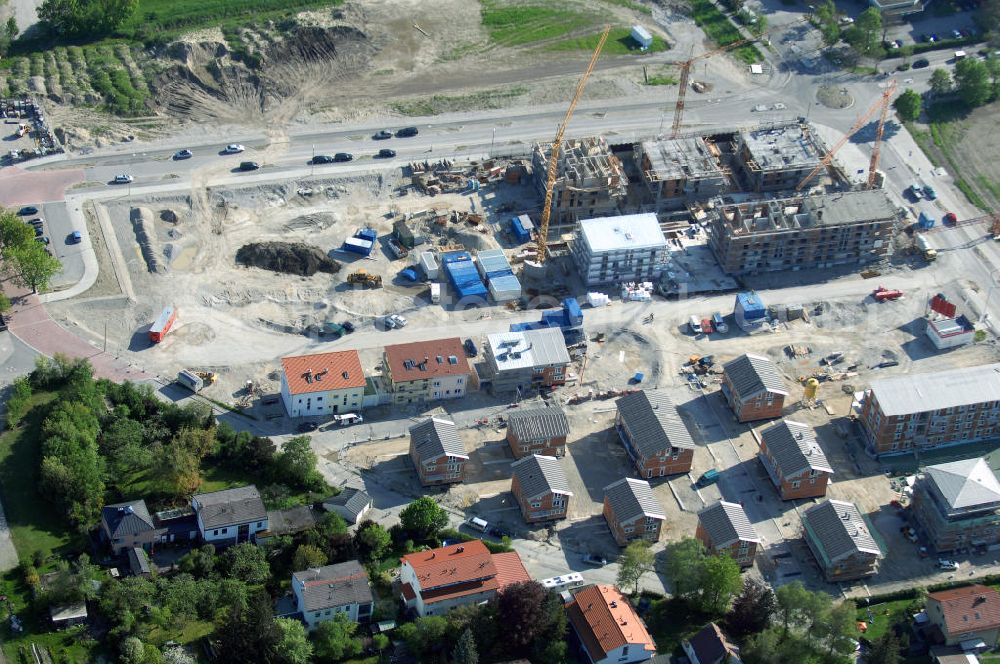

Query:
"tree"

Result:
[[0, 17, 17, 57], [726, 578, 776, 638], [893, 89, 922, 121], [314, 613, 363, 661], [399, 496, 449, 541], [955, 57, 993, 107], [930, 68, 953, 96], [844, 7, 882, 58], [662, 538, 705, 598], [372, 633, 390, 657], [866, 629, 902, 664], [38, 0, 138, 38], [178, 544, 216, 578], [216, 594, 280, 664], [452, 628, 479, 664], [119, 636, 146, 664], [396, 615, 448, 660], [819, 600, 857, 656], [0, 210, 35, 249], [775, 582, 830, 637], [616, 541, 654, 596], [495, 581, 555, 656], [354, 520, 391, 564], [274, 436, 323, 490], [812, 0, 841, 46], [291, 544, 326, 571], [698, 554, 742, 613], [155, 442, 202, 498], [222, 543, 270, 585], [162, 647, 196, 664], [3, 242, 61, 293], [273, 617, 312, 664]]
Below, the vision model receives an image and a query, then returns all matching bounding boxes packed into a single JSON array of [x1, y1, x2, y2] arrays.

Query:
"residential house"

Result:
[[758, 419, 834, 500], [721, 353, 788, 422], [408, 418, 469, 487], [603, 478, 666, 546], [615, 390, 696, 478], [859, 363, 1000, 456], [801, 500, 884, 582], [682, 622, 744, 664], [399, 540, 531, 617], [382, 338, 473, 405], [280, 350, 366, 418], [510, 455, 573, 523], [482, 327, 571, 395], [696, 501, 761, 568], [322, 488, 374, 526], [292, 560, 374, 631], [191, 485, 268, 545], [101, 499, 165, 556], [911, 457, 1000, 553], [506, 405, 570, 458], [926, 585, 1000, 648], [566, 584, 657, 664]]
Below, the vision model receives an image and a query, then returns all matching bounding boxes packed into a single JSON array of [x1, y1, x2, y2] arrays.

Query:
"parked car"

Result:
[[17, 206, 38, 216], [223, 143, 245, 154], [372, 130, 392, 140], [33, 225, 43, 237], [113, 174, 134, 184], [909, 182, 924, 200], [937, 559, 960, 571], [388, 313, 407, 327], [35, 236, 49, 245], [376, 148, 396, 158], [333, 153, 353, 162], [238, 161, 260, 171], [341, 321, 356, 333], [69, 230, 82, 244], [27, 218, 43, 229], [952, 29, 962, 39], [943, 211, 958, 225], [464, 338, 478, 357], [697, 469, 721, 487], [311, 154, 335, 164], [395, 127, 418, 138], [924, 184, 938, 200], [173, 149, 193, 160], [913, 58, 930, 68], [377, 316, 398, 330], [582, 553, 608, 567], [296, 421, 318, 433]]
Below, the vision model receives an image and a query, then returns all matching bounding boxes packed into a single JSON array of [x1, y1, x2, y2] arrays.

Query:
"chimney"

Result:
[[304, 368, 313, 384], [610, 601, 618, 608], [456, 546, 464, 553]]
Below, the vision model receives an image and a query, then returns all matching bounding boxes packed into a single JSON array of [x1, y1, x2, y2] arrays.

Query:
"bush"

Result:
[[5, 376, 32, 428]]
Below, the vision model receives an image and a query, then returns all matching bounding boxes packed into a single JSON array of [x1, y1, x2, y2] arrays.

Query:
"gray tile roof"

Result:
[[616, 390, 695, 456], [323, 488, 373, 522], [487, 327, 571, 371], [102, 500, 156, 539], [193, 485, 267, 530], [603, 478, 665, 523], [697, 501, 760, 548], [723, 353, 789, 399], [870, 363, 1000, 416], [760, 419, 833, 478], [801, 500, 882, 565], [924, 457, 1000, 510], [511, 455, 573, 500], [293, 560, 373, 613], [409, 417, 468, 461], [507, 406, 570, 443]]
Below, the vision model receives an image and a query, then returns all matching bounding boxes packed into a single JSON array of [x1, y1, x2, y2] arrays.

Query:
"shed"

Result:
[[444, 253, 488, 300], [630, 25, 654, 50], [418, 251, 439, 279], [477, 249, 514, 281], [489, 274, 522, 302], [393, 219, 417, 248]]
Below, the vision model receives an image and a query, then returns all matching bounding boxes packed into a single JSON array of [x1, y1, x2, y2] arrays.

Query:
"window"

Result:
[[791, 480, 800, 489], [257, 522, 264, 528], [531, 502, 541, 508], [457, 377, 464, 385], [221, 528, 228, 534], [645, 523, 658, 532], [212, 529, 219, 536], [623, 526, 634, 534], [521, 446, 529, 453]]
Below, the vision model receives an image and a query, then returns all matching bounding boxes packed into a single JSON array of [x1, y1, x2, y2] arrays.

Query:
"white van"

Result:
[[332, 413, 363, 426], [466, 516, 489, 533], [541, 573, 585, 592], [689, 315, 702, 334]]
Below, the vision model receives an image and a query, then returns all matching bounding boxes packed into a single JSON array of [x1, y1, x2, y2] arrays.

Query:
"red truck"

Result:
[[149, 305, 176, 343], [873, 286, 903, 302]]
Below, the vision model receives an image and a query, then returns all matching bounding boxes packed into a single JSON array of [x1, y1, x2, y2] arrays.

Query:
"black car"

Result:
[[372, 130, 392, 140], [395, 127, 418, 138], [312, 154, 335, 164], [28, 218, 43, 229], [35, 236, 49, 245], [33, 225, 43, 237], [238, 161, 260, 171], [341, 321, 356, 333], [333, 153, 353, 162], [464, 338, 478, 357], [376, 148, 396, 158], [296, 421, 318, 433], [913, 58, 930, 68], [17, 206, 38, 216]]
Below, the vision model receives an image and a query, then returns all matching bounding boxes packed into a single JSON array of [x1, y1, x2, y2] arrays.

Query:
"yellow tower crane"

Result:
[[534, 25, 611, 265]]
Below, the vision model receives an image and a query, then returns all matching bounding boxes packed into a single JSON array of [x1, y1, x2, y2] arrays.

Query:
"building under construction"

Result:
[[706, 190, 898, 275], [634, 136, 731, 211], [531, 136, 627, 236], [735, 122, 825, 192]]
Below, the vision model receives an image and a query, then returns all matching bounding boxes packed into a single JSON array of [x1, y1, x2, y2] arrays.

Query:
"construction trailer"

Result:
[[443, 252, 488, 300], [926, 316, 975, 350], [734, 291, 767, 333], [706, 190, 897, 276], [735, 122, 825, 192], [149, 305, 177, 343], [418, 251, 439, 279], [342, 228, 378, 256], [634, 136, 731, 211], [510, 215, 535, 244]]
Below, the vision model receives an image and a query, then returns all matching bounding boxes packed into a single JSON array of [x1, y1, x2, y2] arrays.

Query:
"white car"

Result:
[[937, 559, 960, 571], [224, 144, 245, 154], [113, 174, 134, 184], [389, 314, 407, 327]]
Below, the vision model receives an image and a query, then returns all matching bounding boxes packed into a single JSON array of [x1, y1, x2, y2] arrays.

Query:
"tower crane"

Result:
[[535, 25, 611, 265], [669, 36, 755, 138], [795, 81, 898, 192], [866, 79, 897, 190]]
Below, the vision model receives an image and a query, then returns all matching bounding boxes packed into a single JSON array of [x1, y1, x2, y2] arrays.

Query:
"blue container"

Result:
[[356, 228, 377, 243], [446, 258, 488, 299], [735, 291, 766, 321], [510, 215, 533, 243], [633, 372, 644, 383], [563, 298, 583, 326], [918, 212, 935, 229]]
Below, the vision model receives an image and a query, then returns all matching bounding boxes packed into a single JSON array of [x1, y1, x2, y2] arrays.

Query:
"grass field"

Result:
[[391, 86, 530, 116], [120, 0, 342, 41], [601, 0, 653, 14], [546, 27, 668, 55], [480, 1, 598, 46], [688, 0, 762, 63]]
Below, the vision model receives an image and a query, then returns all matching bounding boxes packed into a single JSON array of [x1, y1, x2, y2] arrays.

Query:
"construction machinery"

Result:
[[534, 25, 611, 266], [194, 370, 218, 385], [347, 269, 383, 288], [796, 80, 897, 191]]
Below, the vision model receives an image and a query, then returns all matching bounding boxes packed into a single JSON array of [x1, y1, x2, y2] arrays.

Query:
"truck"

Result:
[[149, 305, 177, 343], [915, 234, 937, 261], [712, 312, 728, 334]]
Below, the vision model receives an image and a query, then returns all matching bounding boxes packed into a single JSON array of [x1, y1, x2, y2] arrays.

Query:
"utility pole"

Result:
[[103, 321, 107, 352], [491, 128, 496, 156], [311, 144, 315, 177]]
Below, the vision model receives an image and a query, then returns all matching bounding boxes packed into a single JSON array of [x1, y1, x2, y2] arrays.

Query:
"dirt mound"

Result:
[[235, 242, 341, 276], [130, 207, 165, 274]]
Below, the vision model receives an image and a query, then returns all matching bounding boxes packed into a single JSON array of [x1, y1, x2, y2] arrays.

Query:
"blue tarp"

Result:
[[399, 268, 418, 282], [918, 212, 935, 229]]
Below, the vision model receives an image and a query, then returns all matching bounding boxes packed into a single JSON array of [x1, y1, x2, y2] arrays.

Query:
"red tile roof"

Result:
[[384, 338, 471, 382], [282, 350, 365, 395], [492, 551, 531, 589], [929, 584, 1000, 636], [400, 540, 496, 592], [567, 585, 656, 662]]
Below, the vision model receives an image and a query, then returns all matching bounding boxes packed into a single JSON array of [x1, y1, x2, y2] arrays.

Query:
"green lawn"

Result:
[[601, 0, 653, 14], [120, 0, 342, 40], [855, 598, 914, 642], [545, 27, 668, 54], [0, 392, 81, 567], [2, 623, 103, 662], [688, 0, 762, 64], [480, 1, 598, 46]]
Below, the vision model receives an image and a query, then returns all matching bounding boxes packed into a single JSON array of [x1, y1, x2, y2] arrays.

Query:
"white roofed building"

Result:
[[572, 213, 669, 286], [481, 327, 571, 395], [911, 457, 1000, 553]]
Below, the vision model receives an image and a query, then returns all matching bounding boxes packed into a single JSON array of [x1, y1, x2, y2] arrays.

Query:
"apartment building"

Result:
[[506, 405, 570, 458], [721, 353, 788, 422], [634, 136, 730, 211], [279, 350, 365, 417], [571, 213, 670, 287], [706, 190, 897, 276], [603, 478, 666, 546], [382, 338, 473, 405], [859, 363, 1000, 456], [759, 419, 833, 500], [408, 417, 469, 487], [481, 327, 571, 395], [510, 455, 573, 523], [734, 122, 824, 192], [801, 500, 884, 582], [696, 501, 760, 568], [615, 390, 696, 478], [911, 457, 1000, 553]]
